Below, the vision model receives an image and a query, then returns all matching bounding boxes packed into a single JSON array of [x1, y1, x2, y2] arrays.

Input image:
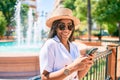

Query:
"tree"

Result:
[[63, 0, 76, 10], [0, 12, 7, 39], [0, 0, 17, 38], [93, 0, 120, 23], [63, 0, 87, 21], [63, 0, 96, 41], [0, 0, 16, 26], [93, 0, 120, 41]]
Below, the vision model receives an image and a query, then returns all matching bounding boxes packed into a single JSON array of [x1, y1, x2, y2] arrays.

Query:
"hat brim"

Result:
[[46, 15, 80, 28]]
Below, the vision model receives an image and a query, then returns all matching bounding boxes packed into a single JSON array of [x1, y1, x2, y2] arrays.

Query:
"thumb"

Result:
[[80, 56, 88, 62]]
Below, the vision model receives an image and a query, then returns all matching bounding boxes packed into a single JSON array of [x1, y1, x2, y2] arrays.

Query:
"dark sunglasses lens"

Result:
[[58, 23, 73, 31], [58, 24, 65, 30], [68, 25, 73, 30]]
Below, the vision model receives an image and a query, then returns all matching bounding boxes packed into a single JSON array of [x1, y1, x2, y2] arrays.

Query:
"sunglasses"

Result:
[[57, 22, 74, 31]]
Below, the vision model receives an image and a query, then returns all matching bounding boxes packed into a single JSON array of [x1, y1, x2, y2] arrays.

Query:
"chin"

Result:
[[62, 36, 69, 39]]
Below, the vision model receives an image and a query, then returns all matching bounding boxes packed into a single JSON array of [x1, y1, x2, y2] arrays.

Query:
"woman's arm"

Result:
[[78, 66, 91, 79], [41, 62, 77, 80], [41, 56, 89, 80]]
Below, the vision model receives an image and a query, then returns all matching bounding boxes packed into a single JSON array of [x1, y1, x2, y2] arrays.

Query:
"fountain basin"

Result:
[[0, 56, 40, 79], [0, 41, 42, 79]]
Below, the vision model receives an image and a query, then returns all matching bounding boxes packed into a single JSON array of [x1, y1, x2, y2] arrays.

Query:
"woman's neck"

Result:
[[61, 40, 68, 45], [61, 40, 70, 52]]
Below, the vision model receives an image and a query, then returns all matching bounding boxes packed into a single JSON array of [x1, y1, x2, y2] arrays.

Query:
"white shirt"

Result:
[[39, 36, 80, 80]]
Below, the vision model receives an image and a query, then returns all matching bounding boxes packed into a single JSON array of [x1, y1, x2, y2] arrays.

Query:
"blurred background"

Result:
[[0, 0, 120, 42], [0, 0, 120, 80]]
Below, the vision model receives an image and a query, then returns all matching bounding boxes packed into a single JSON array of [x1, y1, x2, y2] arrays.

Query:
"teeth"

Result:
[[62, 33, 68, 36]]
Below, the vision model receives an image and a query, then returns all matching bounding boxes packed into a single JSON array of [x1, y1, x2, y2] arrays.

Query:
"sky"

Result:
[[37, 0, 55, 14], [36, 0, 55, 31]]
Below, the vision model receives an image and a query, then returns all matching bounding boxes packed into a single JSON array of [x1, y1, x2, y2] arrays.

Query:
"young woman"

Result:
[[39, 7, 94, 80]]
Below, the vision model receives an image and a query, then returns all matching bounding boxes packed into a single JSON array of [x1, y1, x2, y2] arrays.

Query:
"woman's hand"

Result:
[[86, 53, 95, 68], [77, 54, 95, 79], [72, 56, 89, 71], [73, 53, 95, 71]]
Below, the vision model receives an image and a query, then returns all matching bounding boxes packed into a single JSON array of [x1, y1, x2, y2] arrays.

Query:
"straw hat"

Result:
[[46, 7, 80, 28]]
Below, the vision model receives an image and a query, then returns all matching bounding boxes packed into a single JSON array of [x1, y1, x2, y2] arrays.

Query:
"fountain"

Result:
[[0, 0, 48, 79], [15, 0, 44, 46], [15, 0, 21, 46], [0, 0, 47, 54]]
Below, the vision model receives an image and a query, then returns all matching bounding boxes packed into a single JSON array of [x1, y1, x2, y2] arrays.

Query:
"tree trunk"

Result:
[[87, 0, 92, 41], [6, 26, 11, 39]]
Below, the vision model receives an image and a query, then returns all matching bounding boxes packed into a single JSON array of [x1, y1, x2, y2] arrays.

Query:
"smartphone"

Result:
[[87, 48, 98, 55]]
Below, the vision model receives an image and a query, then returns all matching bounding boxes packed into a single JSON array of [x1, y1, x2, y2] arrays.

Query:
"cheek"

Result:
[[67, 31, 72, 35], [56, 29, 61, 35]]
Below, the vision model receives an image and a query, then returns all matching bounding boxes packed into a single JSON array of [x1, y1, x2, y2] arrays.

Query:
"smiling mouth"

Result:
[[63, 32, 69, 35], [62, 32, 70, 37]]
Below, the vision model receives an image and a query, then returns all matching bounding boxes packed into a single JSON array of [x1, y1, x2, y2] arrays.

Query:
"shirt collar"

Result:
[[53, 36, 61, 43]]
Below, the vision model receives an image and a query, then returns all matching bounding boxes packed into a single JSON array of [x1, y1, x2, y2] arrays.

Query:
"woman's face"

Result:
[[56, 19, 74, 41]]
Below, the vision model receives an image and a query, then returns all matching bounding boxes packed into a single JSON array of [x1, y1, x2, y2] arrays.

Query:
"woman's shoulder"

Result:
[[70, 41, 78, 47], [43, 38, 58, 46], [70, 41, 79, 50]]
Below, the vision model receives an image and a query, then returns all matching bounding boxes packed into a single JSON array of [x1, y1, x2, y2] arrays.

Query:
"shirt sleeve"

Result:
[[39, 40, 55, 74]]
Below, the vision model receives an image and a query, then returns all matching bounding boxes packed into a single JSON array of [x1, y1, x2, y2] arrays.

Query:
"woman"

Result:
[[39, 7, 94, 80]]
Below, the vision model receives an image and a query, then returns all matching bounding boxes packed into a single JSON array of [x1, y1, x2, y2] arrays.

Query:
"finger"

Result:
[[81, 57, 89, 62], [85, 59, 94, 64], [80, 56, 89, 60], [88, 54, 95, 58], [86, 61, 94, 67], [87, 55, 95, 60]]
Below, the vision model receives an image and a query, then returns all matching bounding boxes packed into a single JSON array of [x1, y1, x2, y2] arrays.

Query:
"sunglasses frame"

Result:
[[57, 22, 74, 31]]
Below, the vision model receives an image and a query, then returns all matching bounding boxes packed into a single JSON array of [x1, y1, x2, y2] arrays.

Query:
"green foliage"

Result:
[[74, 0, 87, 21], [93, 0, 120, 36], [107, 23, 117, 35], [0, 0, 17, 26], [63, 0, 76, 10], [63, 0, 98, 28], [93, 0, 120, 23], [0, 12, 7, 37], [63, 0, 88, 21], [63, 0, 120, 36], [64, 0, 97, 21], [112, 29, 119, 36]]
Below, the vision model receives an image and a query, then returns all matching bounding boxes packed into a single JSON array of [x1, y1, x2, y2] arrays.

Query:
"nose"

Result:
[[64, 25, 69, 30]]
